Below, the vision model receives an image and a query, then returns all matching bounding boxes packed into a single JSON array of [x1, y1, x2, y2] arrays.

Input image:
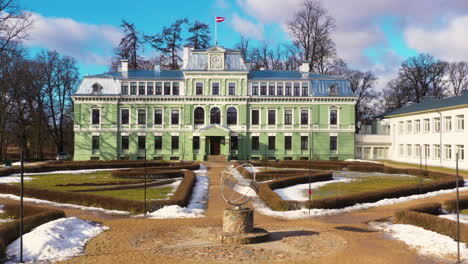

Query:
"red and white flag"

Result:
[[216, 17, 225, 23]]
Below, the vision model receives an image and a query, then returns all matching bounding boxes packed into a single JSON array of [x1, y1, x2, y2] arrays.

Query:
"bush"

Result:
[[443, 195, 468, 212], [405, 202, 442, 215], [0, 201, 65, 259]]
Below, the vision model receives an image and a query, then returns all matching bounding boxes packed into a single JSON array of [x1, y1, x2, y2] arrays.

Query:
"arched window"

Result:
[[227, 107, 237, 125], [210, 107, 221, 124], [194, 107, 205, 125]]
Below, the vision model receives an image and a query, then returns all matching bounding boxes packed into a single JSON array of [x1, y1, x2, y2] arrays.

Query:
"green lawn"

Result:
[[308, 175, 432, 200], [12, 171, 176, 201]]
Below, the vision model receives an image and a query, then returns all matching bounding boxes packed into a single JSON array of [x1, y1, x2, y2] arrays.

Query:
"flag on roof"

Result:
[[216, 17, 225, 23]]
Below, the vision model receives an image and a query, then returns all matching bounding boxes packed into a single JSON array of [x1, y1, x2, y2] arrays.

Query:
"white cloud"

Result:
[[230, 13, 264, 40], [404, 16, 468, 61], [24, 12, 123, 66]]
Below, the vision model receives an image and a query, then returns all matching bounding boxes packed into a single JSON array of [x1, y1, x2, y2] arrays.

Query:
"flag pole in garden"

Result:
[[20, 145, 24, 263], [456, 152, 460, 264]]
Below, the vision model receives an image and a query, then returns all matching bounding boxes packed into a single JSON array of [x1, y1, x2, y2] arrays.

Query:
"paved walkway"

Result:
[[3, 162, 461, 264]]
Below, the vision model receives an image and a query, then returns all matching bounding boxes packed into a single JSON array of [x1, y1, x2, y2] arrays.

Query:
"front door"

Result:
[[210, 137, 221, 155]]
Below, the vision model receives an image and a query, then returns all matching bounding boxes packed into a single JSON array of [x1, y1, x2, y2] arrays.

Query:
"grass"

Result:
[[11, 171, 175, 201], [383, 160, 468, 175], [308, 175, 433, 200]]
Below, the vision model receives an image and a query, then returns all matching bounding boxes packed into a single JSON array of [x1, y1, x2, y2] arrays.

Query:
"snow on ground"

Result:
[[439, 213, 468, 224], [0, 193, 130, 215], [345, 159, 382, 164], [0, 175, 33, 184], [0, 162, 26, 167], [253, 181, 468, 219], [273, 177, 353, 201], [6, 217, 108, 263], [8, 168, 131, 177], [369, 221, 468, 260], [243, 165, 261, 173], [144, 165, 209, 219]]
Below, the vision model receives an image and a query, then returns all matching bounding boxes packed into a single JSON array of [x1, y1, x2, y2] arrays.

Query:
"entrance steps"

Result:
[[207, 155, 227, 162]]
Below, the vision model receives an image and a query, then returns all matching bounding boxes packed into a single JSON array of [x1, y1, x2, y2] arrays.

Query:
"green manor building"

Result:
[[72, 46, 357, 161]]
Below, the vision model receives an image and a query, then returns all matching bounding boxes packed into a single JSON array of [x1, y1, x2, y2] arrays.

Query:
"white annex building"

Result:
[[356, 91, 468, 170]]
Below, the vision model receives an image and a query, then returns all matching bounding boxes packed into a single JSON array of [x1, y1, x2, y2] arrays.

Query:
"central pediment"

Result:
[[199, 124, 230, 132]]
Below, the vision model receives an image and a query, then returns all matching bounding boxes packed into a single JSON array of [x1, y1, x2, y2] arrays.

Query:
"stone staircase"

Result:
[[207, 155, 227, 162]]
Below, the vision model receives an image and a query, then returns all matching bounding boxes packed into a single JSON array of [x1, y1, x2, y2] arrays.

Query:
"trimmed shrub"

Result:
[[443, 195, 468, 213], [405, 202, 442, 215]]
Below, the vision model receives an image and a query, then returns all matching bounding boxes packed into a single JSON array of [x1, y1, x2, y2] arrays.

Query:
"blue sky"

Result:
[[21, 0, 468, 90]]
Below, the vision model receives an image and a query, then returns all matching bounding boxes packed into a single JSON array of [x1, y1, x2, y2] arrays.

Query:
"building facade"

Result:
[[72, 46, 357, 161], [356, 92, 468, 170]]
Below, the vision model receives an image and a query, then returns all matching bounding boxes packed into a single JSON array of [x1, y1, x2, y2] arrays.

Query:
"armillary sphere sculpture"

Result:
[[220, 163, 260, 209]]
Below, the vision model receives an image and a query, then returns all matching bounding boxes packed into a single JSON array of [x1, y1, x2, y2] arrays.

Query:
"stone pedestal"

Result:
[[223, 208, 253, 234]]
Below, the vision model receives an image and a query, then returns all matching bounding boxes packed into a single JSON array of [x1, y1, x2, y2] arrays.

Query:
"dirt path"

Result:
[[3, 162, 461, 263]]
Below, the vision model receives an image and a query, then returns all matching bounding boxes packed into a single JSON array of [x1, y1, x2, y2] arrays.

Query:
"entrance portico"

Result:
[[199, 124, 231, 160]]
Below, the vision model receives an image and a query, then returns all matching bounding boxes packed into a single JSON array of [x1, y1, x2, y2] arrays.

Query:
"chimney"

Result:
[[121, 59, 128, 73], [300, 61, 310, 72], [245, 61, 252, 71], [117, 65, 122, 72], [259, 67, 265, 71], [154, 64, 160, 72], [183, 45, 193, 69]]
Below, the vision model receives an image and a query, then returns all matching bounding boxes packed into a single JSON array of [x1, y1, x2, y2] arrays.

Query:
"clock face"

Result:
[[210, 55, 222, 69]]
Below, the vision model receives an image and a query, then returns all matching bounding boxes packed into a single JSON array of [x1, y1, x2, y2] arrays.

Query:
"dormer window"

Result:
[[91, 83, 103, 95], [329, 84, 338, 96]]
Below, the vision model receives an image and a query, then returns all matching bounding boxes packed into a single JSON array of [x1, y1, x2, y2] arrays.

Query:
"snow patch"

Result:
[[273, 177, 353, 201], [0, 194, 130, 215], [145, 165, 209, 219], [369, 221, 468, 259], [253, 181, 468, 219], [9, 168, 130, 177], [0, 176, 33, 184], [6, 217, 108, 263], [345, 159, 382, 164], [439, 213, 468, 224]]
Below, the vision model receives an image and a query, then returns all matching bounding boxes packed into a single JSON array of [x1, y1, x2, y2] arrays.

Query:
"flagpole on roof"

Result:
[[215, 16, 218, 46]]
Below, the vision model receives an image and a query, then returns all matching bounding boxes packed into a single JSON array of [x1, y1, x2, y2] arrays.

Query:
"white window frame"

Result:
[[406, 120, 412, 134], [137, 108, 147, 125], [91, 107, 101, 125], [153, 107, 164, 126], [329, 107, 339, 126], [120, 108, 130, 125], [226, 106, 238, 125], [300, 108, 310, 125], [456, 145, 465, 161], [284, 108, 294, 126], [250, 108, 261, 125], [444, 116, 452, 131], [195, 82, 204, 95], [456, 115, 465, 131], [434, 144, 441, 159], [171, 108, 180, 125], [211, 82, 220, 95], [228, 82, 236, 96], [433, 117, 441, 133], [423, 119, 430, 132], [267, 108, 277, 126], [415, 120, 421, 133], [407, 144, 412, 157]]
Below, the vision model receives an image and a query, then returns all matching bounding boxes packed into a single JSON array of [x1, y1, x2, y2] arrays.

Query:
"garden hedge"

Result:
[[0, 201, 65, 260], [443, 195, 468, 213]]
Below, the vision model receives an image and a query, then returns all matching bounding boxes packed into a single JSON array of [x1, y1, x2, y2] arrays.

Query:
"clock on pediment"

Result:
[[209, 53, 224, 70]]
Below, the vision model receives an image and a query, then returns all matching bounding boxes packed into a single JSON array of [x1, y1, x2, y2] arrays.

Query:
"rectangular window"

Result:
[[228, 82, 236, 95], [399, 121, 404, 134], [277, 82, 283, 95], [171, 109, 179, 125], [284, 109, 292, 125], [415, 145, 421, 157], [285, 82, 292, 95], [164, 82, 171, 95], [130, 82, 137, 95], [415, 120, 421, 133], [424, 119, 430, 132], [301, 136, 308, 150], [399, 144, 404, 156], [121, 82, 129, 95], [424, 144, 430, 158], [406, 121, 412, 133], [138, 136, 146, 150], [147, 82, 154, 95], [196, 82, 203, 95], [121, 136, 129, 150], [268, 82, 275, 95], [301, 82, 308, 96], [330, 136, 337, 152], [301, 110, 308, 125], [155, 82, 162, 95], [445, 144, 452, 159], [285, 136, 292, 150], [434, 117, 440, 132], [457, 145, 465, 160], [260, 82, 267, 95], [252, 82, 259, 95], [330, 110, 338, 125], [92, 136, 99, 151], [154, 136, 162, 149], [137, 109, 146, 125], [407, 144, 412, 156], [444, 116, 452, 131], [230, 136, 238, 150], [457, 115, 465, 131], [138, 82, 145, 95], [172, 82, 179, 95], [434, 144, 441, 159], [193, 136, 200, 150], [268, 110, 276, 125], [251, 109, 260, 125], [92, 109, 100, 125], [268, 136, 275, 150], [121, 108, 129, 125], [252, 136, 259, 151], [212, 82, 219, 95], [154, 109, 163, 125], [171, 136, 179, 150], [293, 82, 300, 96]]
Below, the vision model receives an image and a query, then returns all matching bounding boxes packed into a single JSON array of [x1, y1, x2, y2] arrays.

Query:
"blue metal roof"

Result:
[[384, 93, 468, 117], [88, 70, 184, 80]]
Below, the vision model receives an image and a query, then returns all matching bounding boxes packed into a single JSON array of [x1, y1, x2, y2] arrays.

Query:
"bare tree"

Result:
[[345, 70, 378, 131], [235, 36, 250, 61], [114, 20, 144, 70], [0, 0, 32, 55], [186, 21, 210, 49], [448, 61, 468, 96], [287, 0, 336, 72], [383, 78, 412, 111]]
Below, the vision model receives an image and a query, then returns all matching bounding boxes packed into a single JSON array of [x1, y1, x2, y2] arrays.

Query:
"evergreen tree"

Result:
[[186, 21, 210, 49], [114, 20, 143, 69]]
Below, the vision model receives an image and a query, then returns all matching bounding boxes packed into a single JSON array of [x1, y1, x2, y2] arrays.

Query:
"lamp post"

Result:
[[20, 145, 24, 263], [456, 152, 460, 264]]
